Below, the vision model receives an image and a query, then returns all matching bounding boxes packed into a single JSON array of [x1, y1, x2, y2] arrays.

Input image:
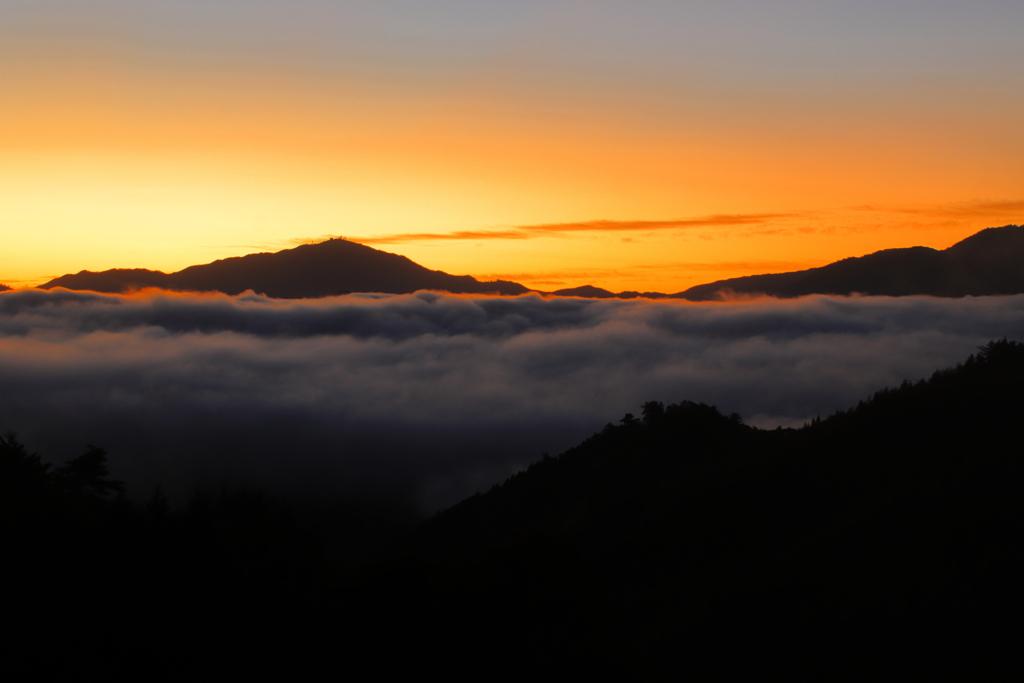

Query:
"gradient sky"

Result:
[[3, 1, 1023, 292]]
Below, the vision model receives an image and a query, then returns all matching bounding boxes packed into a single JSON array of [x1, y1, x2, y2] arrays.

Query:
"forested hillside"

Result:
[[384, 339, 1024, 672], [5, 340, 1023, 676]]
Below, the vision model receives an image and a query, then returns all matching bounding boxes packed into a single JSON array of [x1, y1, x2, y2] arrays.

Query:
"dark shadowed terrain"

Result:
[[5, 340, 1023, 676], [41, 238, 528, 297]]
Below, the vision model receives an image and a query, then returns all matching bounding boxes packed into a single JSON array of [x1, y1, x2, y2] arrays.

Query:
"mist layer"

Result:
[[2, 288, 1021, 511]]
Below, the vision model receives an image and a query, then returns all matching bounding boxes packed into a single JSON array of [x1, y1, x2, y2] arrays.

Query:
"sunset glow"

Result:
[[3, 1, 1023, 292]]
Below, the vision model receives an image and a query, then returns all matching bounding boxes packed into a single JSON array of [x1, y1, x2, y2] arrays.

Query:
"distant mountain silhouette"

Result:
[[35, 224, 1024, 300], [676, 223, 1024, 300], [0, 283, 10, 292], [553, 284, 669, 299], [41, 238, 529, 298], [525, 224, 1024, 300]]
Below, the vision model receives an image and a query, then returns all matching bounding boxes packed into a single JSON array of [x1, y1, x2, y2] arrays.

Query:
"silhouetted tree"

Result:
[[52, 445, 125, 498]]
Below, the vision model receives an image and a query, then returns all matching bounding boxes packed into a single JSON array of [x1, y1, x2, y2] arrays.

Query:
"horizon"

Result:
[[4, 2, 1023, 291], [17, 222, 1023, 298]]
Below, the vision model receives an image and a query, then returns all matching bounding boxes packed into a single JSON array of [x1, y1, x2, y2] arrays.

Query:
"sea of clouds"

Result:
[[2, 288, 1022, 511]]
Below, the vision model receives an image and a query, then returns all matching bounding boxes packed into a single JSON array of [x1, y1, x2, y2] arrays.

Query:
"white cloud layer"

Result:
[[2, 289, 1022, 511]]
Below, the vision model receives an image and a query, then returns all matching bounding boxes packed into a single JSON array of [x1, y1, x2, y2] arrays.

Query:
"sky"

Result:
[[3, 0, 1023, 292]]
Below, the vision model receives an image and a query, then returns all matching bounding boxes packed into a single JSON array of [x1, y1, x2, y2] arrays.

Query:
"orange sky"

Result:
[[3, 2, 1022, 293]]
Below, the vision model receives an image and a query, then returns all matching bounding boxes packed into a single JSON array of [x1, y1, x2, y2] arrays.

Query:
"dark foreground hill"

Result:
[[677, 223, 1024, 300], [41, 238, 529, 297], [380, 339, 1024, 672], [5, 341, 1024, 675]]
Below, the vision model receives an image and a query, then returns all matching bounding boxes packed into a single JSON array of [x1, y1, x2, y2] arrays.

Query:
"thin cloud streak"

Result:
[[357, 229, 531, 244], [635, 260, 826, 273], [855, 200, 1024, 219], [475, 261, 825, 289], [299, 213, 802, 246]]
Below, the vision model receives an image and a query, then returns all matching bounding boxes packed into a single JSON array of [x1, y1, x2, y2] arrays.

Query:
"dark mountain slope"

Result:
[[6, 341, 1024, 674], [0, 283, 10, 291], [677, 224, 1024, 299], [370, 339, 1024, 671], [41, 239, 529, 297]]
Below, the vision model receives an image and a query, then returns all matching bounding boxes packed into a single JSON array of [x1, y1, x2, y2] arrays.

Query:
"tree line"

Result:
[[5, 340, 1024, 677]]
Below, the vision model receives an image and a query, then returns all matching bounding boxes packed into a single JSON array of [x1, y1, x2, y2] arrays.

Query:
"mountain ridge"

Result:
[[373, 338, 1024, 671], [40, 238, 529, 298], [674, 224, 1024, 300], [34, 224, 1024, 300]]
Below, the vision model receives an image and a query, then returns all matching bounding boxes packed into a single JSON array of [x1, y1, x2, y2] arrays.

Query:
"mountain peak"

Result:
[[42, 238, 530, 298], [676, 224, 1024, 300], [552, 285, 618, 298]]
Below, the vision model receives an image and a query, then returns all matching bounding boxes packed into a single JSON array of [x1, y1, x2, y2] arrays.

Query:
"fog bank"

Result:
[[2, 289, 1021, 511]]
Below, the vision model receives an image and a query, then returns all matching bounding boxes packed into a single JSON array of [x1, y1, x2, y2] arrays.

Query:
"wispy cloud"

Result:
[[476, 260, 825, 289], [356, 229, 531, 244], [855, 200, 1024, 219], [472, 268, 631, 287], [632, 260, 825, 273], [295, 213, 801, 246]]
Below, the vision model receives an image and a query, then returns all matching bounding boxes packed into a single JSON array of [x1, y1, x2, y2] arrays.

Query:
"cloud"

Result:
[[2, 288, 1022, 512], [633, 260, 826, 274], [301, 213, 800, 245], [475, 261, 825, 287], [855, 200, 1024, 219]]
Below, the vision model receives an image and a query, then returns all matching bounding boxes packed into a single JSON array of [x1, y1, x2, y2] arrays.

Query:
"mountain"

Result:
[[368, 339, 1024, 671], [676, 223, 1024, 300], [33, 224, 1024, 301], [552, 284, 669, 299], [41, 238, 529, 297], [538, 225, 1024, 300], [7, 341, 1024, 674], [0, 283, 9, 292]]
